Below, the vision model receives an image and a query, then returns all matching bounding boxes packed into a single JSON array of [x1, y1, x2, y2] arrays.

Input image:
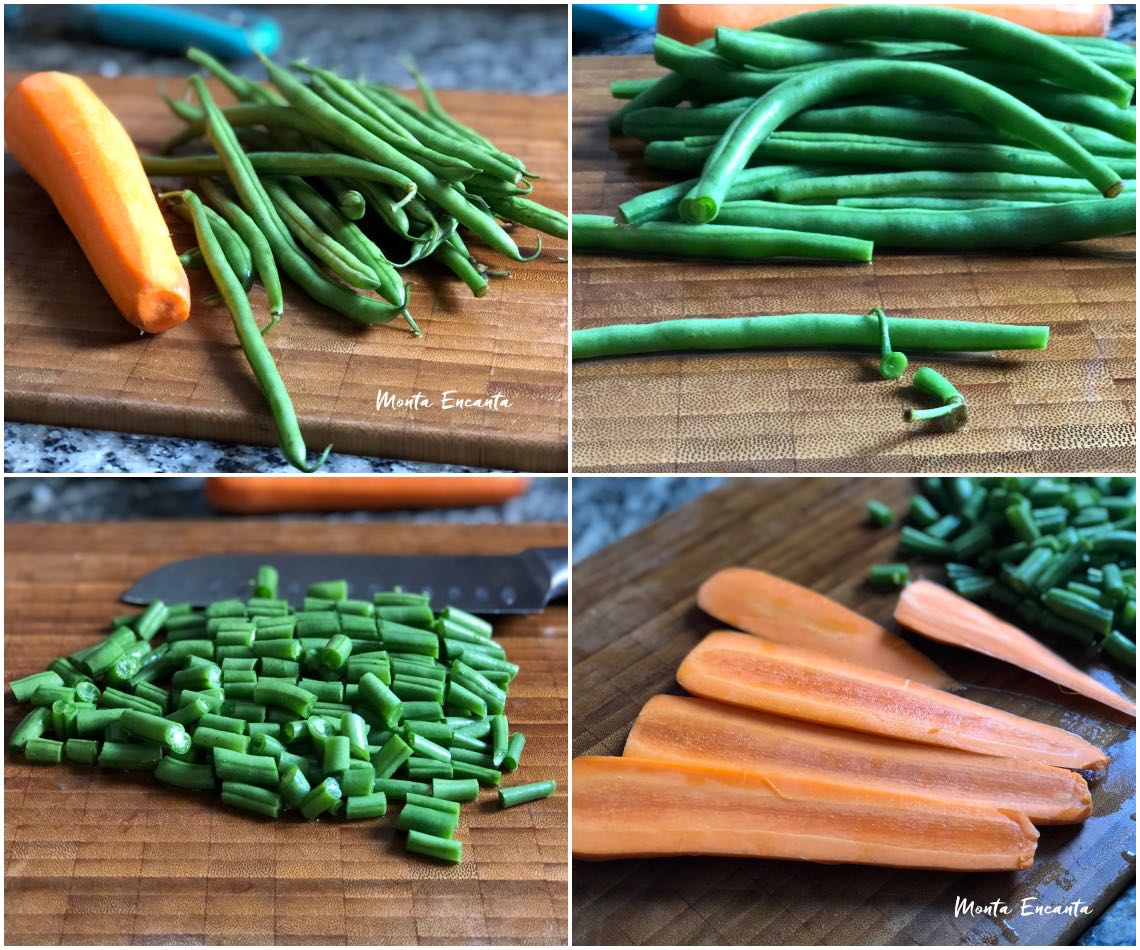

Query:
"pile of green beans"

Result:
[[585, 4, 1135, 257], [868, 477, 1137, 671], [143, 50, 567, 470], [7, 566, 557, 865]]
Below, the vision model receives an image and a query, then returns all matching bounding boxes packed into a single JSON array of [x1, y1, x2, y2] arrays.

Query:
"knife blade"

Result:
[[122, 547, 568, 614]]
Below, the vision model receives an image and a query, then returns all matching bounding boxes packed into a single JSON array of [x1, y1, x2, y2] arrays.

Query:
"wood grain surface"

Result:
[[572, 478, 1136, 946], [5, 521, 567, 946], [571, 55, 1137, 473], [4, 72, 568, 471]]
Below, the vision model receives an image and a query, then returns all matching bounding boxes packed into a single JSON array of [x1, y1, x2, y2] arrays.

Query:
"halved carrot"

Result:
[[697, 567, 954, 688], [897, 580, 1136, 719], [677, 630, 1108, 770], [4, 72, 190, 333], [625, 694, 1092, 824], [572, 756, 1039, 870]]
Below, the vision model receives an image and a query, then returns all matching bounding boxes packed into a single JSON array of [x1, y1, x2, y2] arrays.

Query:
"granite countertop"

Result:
[[4, 474, 567, 523], [571, 476, 1135, 947], [4, 4, 567, 474]]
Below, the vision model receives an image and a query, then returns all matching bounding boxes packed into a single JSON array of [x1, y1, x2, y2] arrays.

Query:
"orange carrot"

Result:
[[897, 580, 1136, 718], [657, 4, 1112, 46], [4, 72, 189, 333], [677, 630, 1109, 770], [625, 694, 1092, 824], [204, 475, 532, 513], [573, 756, 1039, 870], [697, 567, 954, 688]]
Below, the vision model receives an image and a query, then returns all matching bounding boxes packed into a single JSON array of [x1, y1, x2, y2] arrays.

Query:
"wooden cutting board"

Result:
[[5, 521, 567, 945], [572, 55, 1136, 473], [4, 72, 567, 471], [572, 478, 1136, 946]]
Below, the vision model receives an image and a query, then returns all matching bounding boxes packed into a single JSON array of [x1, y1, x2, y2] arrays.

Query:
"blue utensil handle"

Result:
[[81, 4, 281, 59]]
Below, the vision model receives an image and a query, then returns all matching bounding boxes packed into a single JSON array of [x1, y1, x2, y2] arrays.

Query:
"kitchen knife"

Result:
[[122, 548, 567, 614]]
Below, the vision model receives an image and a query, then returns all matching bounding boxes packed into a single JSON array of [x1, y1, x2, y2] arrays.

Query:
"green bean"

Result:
[[303, 64, 522, 183], [169, 197, 257, 287], [433, 240, 489, 297], [9, 670, 65, 703], [755, 5, 1131, 105], [487, 196, 568, 240], [187, 46, 284, 106], [838, 197, 1053, 211], [256, 55, 530, 263], [718, 193, 1136, 250], [676, 130, 1135, 180], [637, 164, 802, 224], [779, 170, 1135, 204], [173, 187, 330, 471], [336, 188, 366, 220], [868, 563, 911, 590], [609, 69, 692, 134], [142, 151, 417, 199], [221, 780, 283, 818], [906, 367, 968, 430], [498, 779, 555, 809], [431, 777, 479, 802], [190, 77, 405, 328], [501, 732, 525, 772], [280, 175, 409, 312], [344, 792, 388, 820], [304, 72, 478, 182], [155, 755, 217, 790], [24, 737, 64, 764], [10, 707, 51, 751], [573, 214, 872, 263], [405, 828, 462, 864], [261, 178, 380, 290], [98, 740, 163, 771], [197, 178, 284, 323], [573, 310, 1048, 361]]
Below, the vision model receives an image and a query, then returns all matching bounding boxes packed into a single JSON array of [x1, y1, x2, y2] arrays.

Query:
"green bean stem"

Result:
[[714, 196, 1137, 251], [573, 214, 872, 263]]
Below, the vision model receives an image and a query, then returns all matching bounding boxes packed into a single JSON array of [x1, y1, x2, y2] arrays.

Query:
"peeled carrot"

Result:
[[657, 4, 1112, 46], [897, 580, 1136, 719], [4, 72, 190, 333], [573, 756, 1039, 870], [625, 694, 1092, 824], [677, 630, 1109, 770], [697, 567, 954, 688], [205, 475, 531, 513]]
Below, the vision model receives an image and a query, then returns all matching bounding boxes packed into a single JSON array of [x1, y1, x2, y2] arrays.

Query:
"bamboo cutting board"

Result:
[[572, 55, 1136, 473], [572, 478, 1136, 946], [3, 72, 568, 471], [5, 521, 567, 945]]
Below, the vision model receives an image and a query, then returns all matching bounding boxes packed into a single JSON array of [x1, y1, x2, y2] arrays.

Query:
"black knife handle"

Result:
[[524, 546, 568, 604]]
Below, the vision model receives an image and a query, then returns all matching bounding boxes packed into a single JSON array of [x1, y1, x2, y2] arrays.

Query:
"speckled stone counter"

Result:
[[570, 476, 1135, 946], [3, 4, 567, 474], [5, 474, 567, 523]]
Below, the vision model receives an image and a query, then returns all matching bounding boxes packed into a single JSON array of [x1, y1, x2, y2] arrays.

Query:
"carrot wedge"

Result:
[[572, 756, 1039, 870], [698, 567, 954, 689], [677, 630, 1109, 770], [896, 580, 1136, 719], [625, 694, 1092, 824]]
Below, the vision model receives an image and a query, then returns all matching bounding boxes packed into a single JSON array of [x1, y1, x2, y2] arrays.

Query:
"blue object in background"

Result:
[[5, 4, 281, 59], [573, 3, 657, 39]]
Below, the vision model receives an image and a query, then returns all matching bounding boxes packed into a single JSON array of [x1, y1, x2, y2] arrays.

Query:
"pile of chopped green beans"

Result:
[[144, 48, 567, 471], [7, 567, 557, 865], [581, 5, 1135, 259], [866, 477, 1137, 670]]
